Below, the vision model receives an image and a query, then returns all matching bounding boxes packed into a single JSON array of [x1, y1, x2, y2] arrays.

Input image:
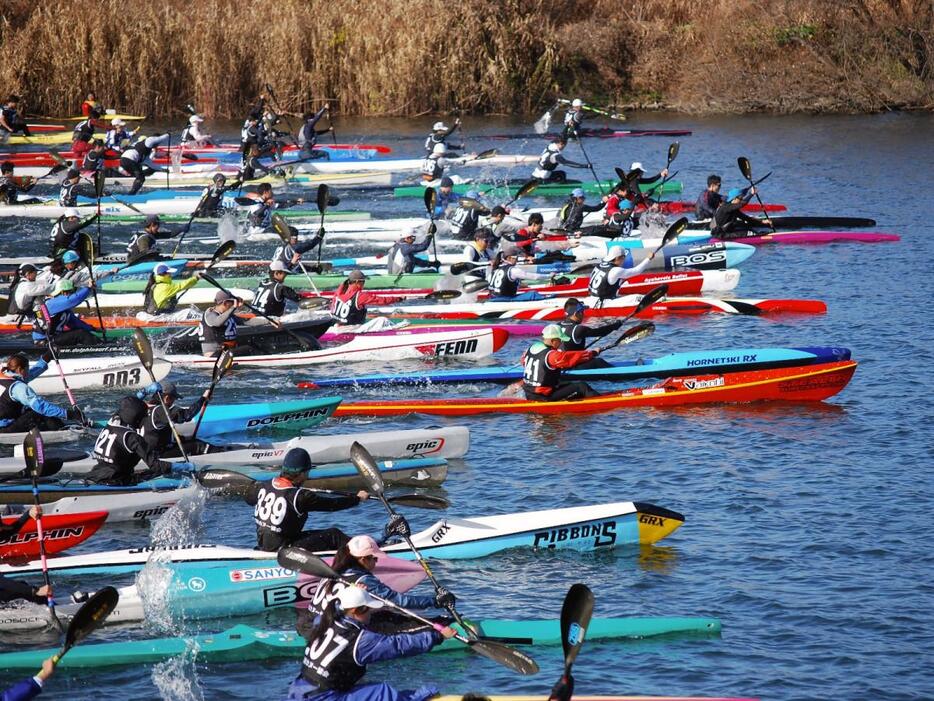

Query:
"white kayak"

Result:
[[295, 154, 538, 174], [0, 426, 471, 477], [27, 356, 171, 395], [0, 428, 87, 445], [0, 287, 253, 314], [166, 327, 509, 369]]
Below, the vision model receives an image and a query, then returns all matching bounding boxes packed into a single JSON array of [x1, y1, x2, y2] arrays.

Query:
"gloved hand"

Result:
[[41, 349, 53, 363], [171, 461, 195, 473], [145, 381, 162, 394], [66, 405, 87, 425], [548, 673, 574, 701], [434, 587, 456, 609], [383, 513, 411, 540]]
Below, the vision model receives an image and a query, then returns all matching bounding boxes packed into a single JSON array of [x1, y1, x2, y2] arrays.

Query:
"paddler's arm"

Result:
[[173, 392, 209, 424], [354, 625, 450, 665], [8, 382, 67, 421], [294, 488, 367, 513], [0, 508, 32, 536], [511, 267, 551, 282], [2, 657, 56, 701], [124, 431, 173, 477], [355, 571, 440, 610], [0, 575, 49, 606], [608, 253, 654, 283], [546, 348, 597, 370], [571, 320, 623, 344]]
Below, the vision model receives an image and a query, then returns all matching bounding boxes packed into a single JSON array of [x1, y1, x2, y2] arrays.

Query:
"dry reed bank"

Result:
[[1, 0, 931, 116]]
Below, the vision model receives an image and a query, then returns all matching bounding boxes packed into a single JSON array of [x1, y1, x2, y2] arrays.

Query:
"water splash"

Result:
[[217, 211, 243, 244], [150, 485, 207, 549], [151, 638, 203, 701]]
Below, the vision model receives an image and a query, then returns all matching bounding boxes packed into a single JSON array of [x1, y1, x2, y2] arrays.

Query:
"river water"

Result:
[[0, 112, 932, 701]]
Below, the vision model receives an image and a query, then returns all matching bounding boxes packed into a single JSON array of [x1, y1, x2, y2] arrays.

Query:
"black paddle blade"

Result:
[[425, 289, 461, 301], [461, 278, 490, 294], [737, 156, 753, 181], [212, 349, 235, 384], [93, 170, 105, 198], [448, 262, 478, 275], [211, 240, 237, 266], [614, 166, 627, 182], [458, 197, 483, 211], [299, 296, 331, 310], [386, 494, 449, 510], [131, 328, 154, 371], [423, 187, 436, 215], [663, 217, 689, 246], [349, 441, 385, 495], [196, 468, 254, 495], [47, 148, 68, 166], [620, 321, 655, 344], [474, 148, 498, 160], [277, 546, 337, 578], [667, 141, 680, 165], [316, 184, 329, 213], [77, 233, 95, 267], [560, 583, 594, 668], [635, 284, 669, 314], [271, 213, 291, 242], [514, 179, 538, 200], [61, 586, 119, 655], [23, 428, 43, 479], [468, 639, 540, 675]]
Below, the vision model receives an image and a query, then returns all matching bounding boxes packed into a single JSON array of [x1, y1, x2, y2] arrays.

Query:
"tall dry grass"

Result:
[[0, 0, 931, 116]]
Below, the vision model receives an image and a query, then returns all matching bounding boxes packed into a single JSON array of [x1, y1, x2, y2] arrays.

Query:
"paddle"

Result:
[[23, 429, 64, 633], [191, 349, 233, 442], [349, 441, 470, 630], [464, 148, 498, 163], [93, 169, 105, 251], [424, 187, 439, 266], [131, 328, 190, 461], [504, 178, 539, 207], [651, 141, 680, 204], [298, 287, 461, 311], [572, 129, 603, 196], [651, 216, 689, 256], [461, 278, 489, 294], [77, 233, 107, 340], [591, 320, 655, 354], [584, 284, 668, 348], [172, 190, 210, 256], [200, 272, 318, 351], [448, 260, 485, 276], [277, 547, 539, 675], [548, 583, 595, 701], [558, 98, 626, 122], [738, 157, 776, 233], [314, 183, 330, 277], [264, 83, 300, 147], [270, 213, 320, 293], [37, 304, 85, 425], [196, 468, 448, 508], [174, 240, 237, 305], [50, 585, 119, 666]]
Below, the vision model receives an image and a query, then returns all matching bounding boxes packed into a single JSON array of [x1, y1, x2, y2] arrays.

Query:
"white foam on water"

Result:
[[151, 638, 203, 701], [149, 484, 207, 549], [217, 211, 244, 244]]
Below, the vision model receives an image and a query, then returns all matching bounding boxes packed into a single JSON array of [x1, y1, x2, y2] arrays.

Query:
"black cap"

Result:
[[490, 205, 506, 217]]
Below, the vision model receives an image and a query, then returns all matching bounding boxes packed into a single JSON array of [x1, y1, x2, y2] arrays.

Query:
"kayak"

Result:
[[488, 128, 694, 139], [0, 428, 87, 446], [165, 327, 510, 369], [24, 484, 200, 524], [289, 154, 539, 174], [376, 295, 828, 321], [155, 142, 393, 156], [299, 346, 852, 389], [0, 285, 254, 314], [712, 230, 901, 245], [1, 500, 682, 577], [27, 356, 171, 395], [332, 360, 858, 417], [0, 425, 470, 477], [0, 457, 446, 504], [685, 216, 878, 230], [161, 397, 342, 437], [393, 179, 684, 198], [101, 272, 446, 293], [0, 511, 107, 559], [0, 615, 721, 667], [93, 208, 372, 225]]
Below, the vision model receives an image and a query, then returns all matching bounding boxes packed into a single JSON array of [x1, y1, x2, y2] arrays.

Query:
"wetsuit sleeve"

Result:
[[205, 306, 236, 328], [511, 268, 551, 282], [555, 155, 588, 168], [173, 397, 206, 424], [354, 627, 442, 665], [280, 285, 301, 303], [405, 239, 433, 255], [74, 215, 99, 233], [293, 237, 320, 255], [243, 481, 261, 506], [166, 276, 200, 297], [583, 202, 605, 214], [124, 431, 170, 474], [26, 359, 49, 382], [546, 348, 594, 370], [8, 382, 66, 420], [607, 256, 651, 284], [0, 576, 45, 605], [153, 229, 181, 240], [294, 489, 361, 514], [0, 676, 43, 701], [573, 322, 620, 342], [0, 511, 31, 536], [356, 572, 438, 610]]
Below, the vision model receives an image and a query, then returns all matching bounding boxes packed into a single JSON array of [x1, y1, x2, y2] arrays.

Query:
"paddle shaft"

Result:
[[573, 130, 603, 196], [29, 476, 63, 632], [739, 158, 775, 232], [78, 235, 107, 340], [172, 191, 210, 256], [191, 352, 229, 441], [37, 305, 80, 411], [133, 331, 190, 461]]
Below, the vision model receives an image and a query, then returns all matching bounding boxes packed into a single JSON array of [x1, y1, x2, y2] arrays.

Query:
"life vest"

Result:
[[126, 232, 157, 259], [0, 375, 25, 421], [522, 342, 561, 390], [252, 278, 287, 317], [72, 119, 95, 143], [588, 260, 620, 299], [253, 477, 310, 545], [420, 157, 442, 181], [300, 616, 367, 690], [58, 181, 79, 207], [329, 287, 367, 325], [489, 263, 518, 297], [558, 319, 585, 351], [198, 309, 237, 346], [449, 206, 477, 238], [91, 421, 141, 472]]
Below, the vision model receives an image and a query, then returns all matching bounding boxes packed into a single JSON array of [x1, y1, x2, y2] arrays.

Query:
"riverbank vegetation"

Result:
[[1, 0, 930, 116]]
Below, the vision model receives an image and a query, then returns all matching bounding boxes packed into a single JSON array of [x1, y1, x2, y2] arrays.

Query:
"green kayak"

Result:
[[102, 272, 443, 293], [94, 210, 371, 225], [0, 617, 720, 669], [393, 179, 683, 198]]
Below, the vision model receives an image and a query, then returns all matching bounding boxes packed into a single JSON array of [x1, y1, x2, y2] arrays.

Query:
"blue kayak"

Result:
[[305, 347, 852, 388], [96, 259, 189, 277], [609, 241, 755, 270]]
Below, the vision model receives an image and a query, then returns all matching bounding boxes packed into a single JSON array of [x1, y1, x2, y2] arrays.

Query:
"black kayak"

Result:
[[487, 128, 693, 140], [578, 215, 878, 239], [0, 318, 334, 357]]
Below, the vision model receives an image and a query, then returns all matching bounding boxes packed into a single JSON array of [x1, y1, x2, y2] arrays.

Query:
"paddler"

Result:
[[559, 187, 605, 234], [449, 190, 487, 239], [711, 186, 771, 237], [71, 107, 106, 162], [0, 506, 51, 606], [521, 324, 600, 401], [0, 94, 30, 140], [246, 183, 304, 230], [86, 396, 177, 485], [181, 114, 214, 147], [299, 105, 333, 159], [297, 534, 453, 636], [695, 174, 723, 220], [49, 208, 98, 257], [461, 228, 495, 279], [420, 142, 452, 183], [272, 225, 324, 274], [7, 264, 51, 319], [603, 182, 636, 235], [126, 215, 191, 262], [506, 213, 575, 258], [119, 133, 170, 195], [286, 585, 454, 701], [0, 353, 85, 433], [198, 290, 258, 357], [433, 176, 458, 217], [244, 447, 369, 552], [252, 261, 301, 317], [588, 248, 655, 304], [531, 136, 588, 183], [80, 91, 99, 116], [32, 278, 101, 348], [488, 245, 556, 301], [558, 298, 619, 369], [141, 262, 205, 317], [425, 119, 463, 155], [194, 173, 243, 217], [626, 161, 670, 202], [104, 117, 133, 151], [58, 168, 95, 207], [329, 269, 403, 325], [240, 143, 278, 182], [385, 229, 438, 275], [0, 161, 41, 205], [487, 204, 519, 242], [561, 98, 586, 139], [137, 380, 209, 456], [0, 656, 55, 701]]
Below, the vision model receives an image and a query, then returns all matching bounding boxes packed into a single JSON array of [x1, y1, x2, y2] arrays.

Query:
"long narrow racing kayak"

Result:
[[157, 397, 342, 437], [300, 347, 852, 389], [711, 230, 901, 245], [0, 511, 107, 559], [0, 616, 721, 667], [1, 286, 253, 314], [333, 361, 858, 417], [29, 485, 201, 523], [394, 179, 684, 198], [1, 500, 682, 577], [26, 356, 171, 394]]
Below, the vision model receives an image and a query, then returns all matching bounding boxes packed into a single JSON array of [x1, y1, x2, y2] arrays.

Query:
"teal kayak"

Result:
[[393, 179, 683, 198], [0, 617, 721, 668]]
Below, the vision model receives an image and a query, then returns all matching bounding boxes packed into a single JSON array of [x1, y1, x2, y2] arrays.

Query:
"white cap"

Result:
[[630, 162, 643, 172], [63, 207, 80, 218], [572, 98, 583, 108], [111, 118, 126, 127], [190, 115, 204, 124], [433, 121, 447, 131], [603, 248, 626, 262], [432, 143, 447, 156], [347, 535, 384, 559], [399, 227, 417, 241], [269, 261, 289, 273], [337, 585, 384, 611]]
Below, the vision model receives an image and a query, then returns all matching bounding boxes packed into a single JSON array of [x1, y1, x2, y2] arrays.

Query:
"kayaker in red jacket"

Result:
[[522, 324, 600, 401], [329, 270, 403, 325]]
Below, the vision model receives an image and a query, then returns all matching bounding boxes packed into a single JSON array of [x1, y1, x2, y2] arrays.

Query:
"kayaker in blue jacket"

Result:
[[0, 353, 81, 433], [386, 230, 437, 275], [32, 278, 100, 347], [299, 106, 332, 158], [1, 656, 54, 701], [433, 176, 458, 218], [286, 585, 455, 701]]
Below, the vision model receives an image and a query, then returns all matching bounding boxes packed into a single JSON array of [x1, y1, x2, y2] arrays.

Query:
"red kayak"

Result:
[[654, 201, 787, 214], [333, 361, 858, 418], [0, 511, 108, 559], [155, 143, 393, 155]]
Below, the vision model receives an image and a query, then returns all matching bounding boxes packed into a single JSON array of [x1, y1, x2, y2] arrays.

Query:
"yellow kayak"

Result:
[[6, 131, 79, 145], [65, 112, 146, 121]]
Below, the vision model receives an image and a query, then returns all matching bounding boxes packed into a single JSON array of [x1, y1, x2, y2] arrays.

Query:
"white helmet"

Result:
[[571, 98, 583, 108], [111, 118, 126, 127], [189, 115, 204, 124], [432, 121, 447, 132], [630, 161, 644, 172], [63, 207, 80, 218], [432, 143, 447, 156]]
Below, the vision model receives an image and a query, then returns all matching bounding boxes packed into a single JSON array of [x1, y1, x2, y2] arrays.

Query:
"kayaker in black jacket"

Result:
[[125, 215, 190, 262], [557, 298, 620, 369], [695, 174, 724, 220], [559, 188, 605, 233], [194, 173, 243, 217], [243, 447, 369, 552], [711, 187, 771, 237], [522, 324, 601, 401], [299, 106, 332, 158], [137, 381, 209, 456], [0, 506, 51, 606], [252, 261, 301, 317], [0, 161, 41, 205], [49, 208, 98, 257], [86, 396, 175, 485], [626, 161, 670, 203]]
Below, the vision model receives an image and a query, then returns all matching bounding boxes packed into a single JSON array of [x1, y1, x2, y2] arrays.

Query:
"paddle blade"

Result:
[[299, 297, 331, 310], [533, 108, 552, 134], [93, 170, 105, 198], [196, 468, 254, 495], [47, 148, 68, 166], [634, 284, 669, 314], [448, 262, 477, 275], [619, 321, 655, 345], [349, 441, 385, 495], [514, 179, 538, 200], [614, 167, 627, 182], [737, 156, 753, 181], [271, 213, 291, 242], [316, 184, 329, 213], [469, 639, 539, 675], [653, 216, 689, 253], [131, 328, 154, 371], [23, 428, 44, 479], [667, 141, 680, 165], [277, 546, 337, 578], [423, 187, 436, 215], [461, 278, 490, 294], [457, 197, 483, 211], [212, 349, 235, 384], [386, 494, 449, 510], [77, 233, 95, 267], [473, 148, 497, 161], [61, 586, 118, 655], [210, 240, 236, 267], [560, 583, 594, 668], [425, 289, 461, 301]]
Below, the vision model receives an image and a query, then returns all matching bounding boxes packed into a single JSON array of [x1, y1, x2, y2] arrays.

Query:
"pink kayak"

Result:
[[712, 230, 900, 245], [318, 322, 542, 344]]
